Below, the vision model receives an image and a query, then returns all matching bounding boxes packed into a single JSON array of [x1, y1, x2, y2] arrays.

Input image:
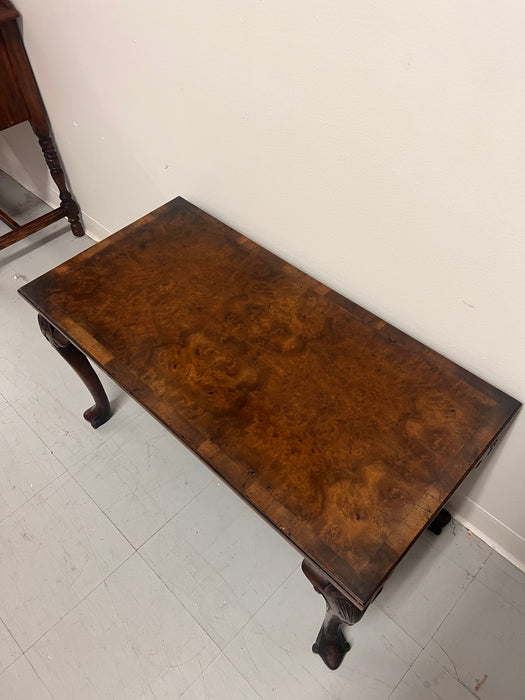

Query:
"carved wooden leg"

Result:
[[38, 315, 111, 428], [302, 560, 366, 670], [37, 135, 84, 237], [427, 509, 452, 535]]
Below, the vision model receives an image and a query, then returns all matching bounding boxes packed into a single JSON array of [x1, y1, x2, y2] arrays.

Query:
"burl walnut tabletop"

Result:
[[19, 197, 520, 669]]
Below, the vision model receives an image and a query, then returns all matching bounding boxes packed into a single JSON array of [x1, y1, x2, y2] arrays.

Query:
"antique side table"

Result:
[[19, 197, 521, 669]]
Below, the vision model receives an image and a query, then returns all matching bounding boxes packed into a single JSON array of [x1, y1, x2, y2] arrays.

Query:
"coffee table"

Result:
[[19, 197, 521, 669]]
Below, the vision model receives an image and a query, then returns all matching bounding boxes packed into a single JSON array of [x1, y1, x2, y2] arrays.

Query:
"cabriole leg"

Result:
[[302, 560, 366, 670], [38, 315, 111, 428]]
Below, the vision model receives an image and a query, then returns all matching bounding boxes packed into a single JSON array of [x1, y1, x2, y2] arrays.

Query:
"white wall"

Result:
[[2, 1, 524, 566]]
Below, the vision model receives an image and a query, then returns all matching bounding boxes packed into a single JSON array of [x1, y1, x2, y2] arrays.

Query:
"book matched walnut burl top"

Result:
[[19, 198, 520, 610]]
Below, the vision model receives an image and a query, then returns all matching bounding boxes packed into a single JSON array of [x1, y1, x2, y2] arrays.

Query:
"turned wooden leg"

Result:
[[302, 560, 366, 670], [38, 315, 111, 428], [428, 509, 452, 536], [37, 135, 84, 237]]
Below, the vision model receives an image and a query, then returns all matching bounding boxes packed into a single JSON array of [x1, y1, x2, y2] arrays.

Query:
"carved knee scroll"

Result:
[[302, 560, 366, 670], [38, 315, 111, 428]]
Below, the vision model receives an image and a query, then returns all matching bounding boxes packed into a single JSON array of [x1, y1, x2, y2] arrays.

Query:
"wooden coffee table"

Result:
[[19, 197, 520, 669]]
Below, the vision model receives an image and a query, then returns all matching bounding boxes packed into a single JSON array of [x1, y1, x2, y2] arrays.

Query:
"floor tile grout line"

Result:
[[374, 532, 493, 650], [0, 614, 24, 660], [19, 550, 139, 700], [22, 548, 136, 657], [135, 548, 223, 658], [221, 561, 302, 665], [426, 637, 481, 700], [64, 421, 217, 553], [9, 392, 117, 475], [469, 566, 525, 619], [179, 652, 267, 700], [371, 599, 428, 650], [218, 561, 316, 694], [134, 476, 216, 552], [0, 654, 23, 684], [23, 653, 58, 700], [136, 538, 301, 665], [430, 566, 485, 645], [166, 551, 278, 700], [64, 451, 267, 670], [68, 469, 139, 552], [385, 644, 426, 699], [0, 471, 64, 528], [141, 538, 269, 700], [8, 398, 79, 473], [0, 468, 137, 655], [229, 558, 302, 639]]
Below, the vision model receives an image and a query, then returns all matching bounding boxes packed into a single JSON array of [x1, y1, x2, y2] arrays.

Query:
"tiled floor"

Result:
[[1, 170, 525, 699]]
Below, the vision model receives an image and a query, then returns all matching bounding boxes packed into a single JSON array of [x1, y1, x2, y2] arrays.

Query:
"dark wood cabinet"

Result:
[[0, 0, 83, 249]]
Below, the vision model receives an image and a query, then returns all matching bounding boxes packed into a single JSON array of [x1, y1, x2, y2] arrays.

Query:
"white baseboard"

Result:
[[77, 209, 111, 242], [449, 492, 525, 573]]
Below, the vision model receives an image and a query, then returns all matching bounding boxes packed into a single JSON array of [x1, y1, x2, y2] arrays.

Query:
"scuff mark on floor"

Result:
[[475, 673, 488, 692]]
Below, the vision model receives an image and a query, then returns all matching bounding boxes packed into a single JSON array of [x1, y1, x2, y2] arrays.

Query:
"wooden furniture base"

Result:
[[0, 1, 83, 250], [19, 197, 521, 669]]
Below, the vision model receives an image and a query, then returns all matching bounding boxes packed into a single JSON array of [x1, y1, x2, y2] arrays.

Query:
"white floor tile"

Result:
[[0, 619, 21, 674], [0, 307, 76, 404], [27, 554, 220, 700], [0, 263, 24, 328], [424, 518, 492, 576], [74, 410, 215, 548], [476, 548, 525, 616], [389, 650, 475, 700], [225, 567, 421, 700], [0, 473, 132, 650], [180, 654, 263, 700], [374, 524, 483, 646], [428, 578, 525, 700], [0, 404, 65, 522], [13, 381, 139, 473], [141, 479, 300, 650], [0, 656, 54, 700]]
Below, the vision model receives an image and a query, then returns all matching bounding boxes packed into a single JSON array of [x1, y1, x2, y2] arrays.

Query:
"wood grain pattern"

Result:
[[19, 197, 521, 609]]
